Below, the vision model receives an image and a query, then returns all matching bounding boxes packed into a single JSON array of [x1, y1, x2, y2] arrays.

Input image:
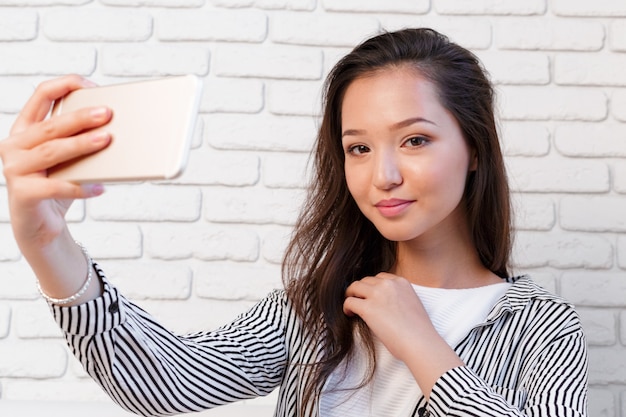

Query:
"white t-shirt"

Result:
[[319, 281, 512, 417]]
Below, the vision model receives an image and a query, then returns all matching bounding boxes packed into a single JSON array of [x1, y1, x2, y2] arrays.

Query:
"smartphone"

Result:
[[47, 75, 203, 183]]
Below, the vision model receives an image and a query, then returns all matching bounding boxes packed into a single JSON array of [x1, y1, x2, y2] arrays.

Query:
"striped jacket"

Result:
[[51, 265, 588, 416]]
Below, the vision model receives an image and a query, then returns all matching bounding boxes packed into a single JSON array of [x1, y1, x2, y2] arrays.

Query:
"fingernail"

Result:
[[91, 184, 105, 196], [81, 78, 97, 88], [90, 107, 109, 119], [92, 132, 110, 144]]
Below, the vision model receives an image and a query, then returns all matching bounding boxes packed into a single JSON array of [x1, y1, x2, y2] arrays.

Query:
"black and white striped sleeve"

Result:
[[51, 264, 288, 417], [428, 302, 588, 417]]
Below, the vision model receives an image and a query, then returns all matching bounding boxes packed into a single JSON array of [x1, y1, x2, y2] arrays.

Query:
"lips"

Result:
[[374, 198, 414, 217]]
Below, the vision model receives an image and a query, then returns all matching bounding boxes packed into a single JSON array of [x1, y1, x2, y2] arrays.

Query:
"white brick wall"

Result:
[[0, 2, 624, 416]]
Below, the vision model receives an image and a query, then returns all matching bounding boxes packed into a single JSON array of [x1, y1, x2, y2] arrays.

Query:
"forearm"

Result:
[[402, 326, 463, 399], [21, 227, 103, 306]]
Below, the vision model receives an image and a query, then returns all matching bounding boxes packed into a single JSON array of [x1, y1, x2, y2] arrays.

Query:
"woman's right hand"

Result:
[[0, 75, 112, 253]]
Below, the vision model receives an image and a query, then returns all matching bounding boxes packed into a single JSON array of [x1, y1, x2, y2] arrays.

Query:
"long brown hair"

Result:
[[282, 27, 512, 411]]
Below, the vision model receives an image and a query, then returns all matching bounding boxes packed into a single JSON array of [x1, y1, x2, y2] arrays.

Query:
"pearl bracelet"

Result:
[[37, 241, 93, 305]]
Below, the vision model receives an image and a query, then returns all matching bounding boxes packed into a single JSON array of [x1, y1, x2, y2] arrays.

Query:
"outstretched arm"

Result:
[[0, 75, 112, 305]]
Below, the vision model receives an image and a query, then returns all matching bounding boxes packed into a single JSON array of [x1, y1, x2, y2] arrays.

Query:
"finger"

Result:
[[343, 296, 365, 318], [13, 176, 105, 202], [2, 130, 111, 178], [11, 75, 97, 134], [10, 105, 112, 151]]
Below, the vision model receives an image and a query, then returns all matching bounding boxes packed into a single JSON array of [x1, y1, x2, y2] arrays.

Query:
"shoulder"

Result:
[[500, 275, 583, 332]]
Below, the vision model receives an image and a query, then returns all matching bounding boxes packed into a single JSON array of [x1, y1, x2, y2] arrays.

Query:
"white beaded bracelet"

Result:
[[37, 241, 93, 306]]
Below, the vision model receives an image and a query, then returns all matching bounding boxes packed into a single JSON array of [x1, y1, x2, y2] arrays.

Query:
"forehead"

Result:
[[341, 67, 447, 127]]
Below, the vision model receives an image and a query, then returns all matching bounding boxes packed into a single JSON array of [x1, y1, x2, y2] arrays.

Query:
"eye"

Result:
[[404, 136, 428, 148], [346, 144, 370, 155]]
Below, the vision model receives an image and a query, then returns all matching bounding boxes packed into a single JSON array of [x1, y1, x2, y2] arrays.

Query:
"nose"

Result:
[[372, 150, 402, 190]]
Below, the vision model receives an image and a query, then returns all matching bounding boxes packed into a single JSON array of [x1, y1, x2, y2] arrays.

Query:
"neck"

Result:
[[390, 230, 501, 289]]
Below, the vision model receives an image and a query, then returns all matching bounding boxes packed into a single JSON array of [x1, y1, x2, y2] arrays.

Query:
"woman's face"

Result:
[[341, 67, 475, 245]]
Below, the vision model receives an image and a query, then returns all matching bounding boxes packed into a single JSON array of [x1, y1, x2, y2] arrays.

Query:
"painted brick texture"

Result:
[[0, 2, 624, 417]]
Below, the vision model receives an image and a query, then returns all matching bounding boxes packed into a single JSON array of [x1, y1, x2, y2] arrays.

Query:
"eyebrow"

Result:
[[341, 116, 437, 138]]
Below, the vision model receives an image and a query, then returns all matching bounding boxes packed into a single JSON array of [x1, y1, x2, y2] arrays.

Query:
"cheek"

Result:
[[344, 165, 368, 202]]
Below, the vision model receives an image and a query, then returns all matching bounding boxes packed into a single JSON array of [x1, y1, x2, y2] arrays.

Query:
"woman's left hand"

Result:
[[344, 272, 463, 398]]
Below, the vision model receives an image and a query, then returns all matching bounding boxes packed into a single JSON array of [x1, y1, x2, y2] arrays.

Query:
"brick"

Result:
[[101, 45, 209, 77], [588, 347, 626, 384], [561, 196, 626, 232], [610, 21, 626, 52], [578, 308, 617, 346], [499, 122, 550, 156], [322, 0, 429, 14], [206, 114, 316, 152], [101, 0, 203, 5], [588, 389, 616, 417], [254, 0, 316, 10], [200, 78, 264, 113], [211, 0, 316, 9], [0, 10, 37, 41], [0, 0, 89, 4], [512, 232, 612, 269], [511, 194, 555, 231], [323, 47, 352, 77], [476, 51, 549, 85], [506, 157, 609, 193], [435, 0, 546, 15], [611, 89, 626, 122], [204, 187, 304, 225], [556, 54, 626, 87], [0, 78, 37, 113], [88, 184, 201, 221], [157, 10, 267, 42], [261, 226, 293, 264], [552, 0, 626, 17], [43, 9, 152, 41], [0, 189, 9, 222], [170, 147, 260, 186], [0, 45, 96, 76], [14, 300, 63, 339], [268, 80, 323, 116], [262, 152, 310, 189], [0, 224, 21, 261], [69, 223, 142, 259], [0, 341, 66, 378], [214, 45, 322, 80], [621, 311, 626, 345], [210, 0, 254, 6], [618, 236, 626, 269], [614, 162, 626, 195], [143, 224, 259, 262], [100, 261, 192, 300], [195, 261, 282, 301], [496, 19, 604, 51], [0, 262, 39, 300], [65, 200, 86, 223], [0, 303, 10, 339], [498, 86, 607, 121], [271, 12, 379, 47], [561, 272, 626, 307], [555, 123, 626, 157]]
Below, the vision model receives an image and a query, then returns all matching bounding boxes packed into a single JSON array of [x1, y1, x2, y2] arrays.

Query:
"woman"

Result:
[[0, 28, 587, 416]]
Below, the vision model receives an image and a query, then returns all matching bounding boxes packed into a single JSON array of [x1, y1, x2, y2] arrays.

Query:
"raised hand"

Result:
[[344, 272, 463, 398], [0, 75, 111, 250]]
